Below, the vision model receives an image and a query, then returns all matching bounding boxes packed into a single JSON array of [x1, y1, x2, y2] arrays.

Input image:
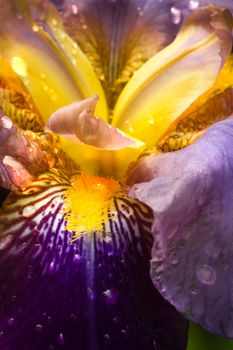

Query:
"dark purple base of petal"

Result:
[[0, 187, 188, 350]]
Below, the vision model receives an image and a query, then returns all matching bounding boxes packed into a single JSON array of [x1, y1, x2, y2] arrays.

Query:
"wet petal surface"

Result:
[[0, 170, 188, 349], [112, 5, 233, 147], [50, 0, 184, 107], [127, 119, 233, 337]]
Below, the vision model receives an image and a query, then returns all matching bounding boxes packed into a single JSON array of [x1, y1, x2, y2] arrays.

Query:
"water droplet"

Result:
[[51, 18, 58, 27], [102, 288, 118, 305], [71, 57, 77, 66], [35, 324, 43, 332], [49, 260, 56, 274], [99, 73, 105, 81], [206, 241, 221, 258], [11, 56, 28, 77], [170, 7, 182, 25], [196, 264, 216, 285], [160, 284, 167, 293], [58, 333, 65, 346], [137, 6, 144, 16], [32, 24, 39, 32], [73, 253, 81, 265], [147, 115, 155, 125], [71, 4, 79, 15], [40, 73, 46, 79], [7, 317, 16, 326], [124, 120, 134, 133], [103, 235, 112, 243], [49, 89, 57, 101], [42, 83, 49, 91], [22, 205, 36, 218], [189, 0, 199, 10], [1, 116, 13, 129]]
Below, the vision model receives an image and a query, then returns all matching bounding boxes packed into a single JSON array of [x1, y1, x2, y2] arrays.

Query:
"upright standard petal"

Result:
[[127, 118, 233, 338], [112, 6, 233, 147], [0, 169, 188, 350], [0, 0, 107, 122], [49, 0, 183, 107]]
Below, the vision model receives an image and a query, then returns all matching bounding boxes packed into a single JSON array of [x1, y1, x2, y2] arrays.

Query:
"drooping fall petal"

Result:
[[0, 169, 188, 350], [47, 97, 144, 150], [127, 118, 233, 338], [112, 5, 233, 147]]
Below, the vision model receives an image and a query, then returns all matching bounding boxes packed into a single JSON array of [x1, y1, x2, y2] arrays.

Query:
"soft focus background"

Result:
[[188, 322, 233, 350]]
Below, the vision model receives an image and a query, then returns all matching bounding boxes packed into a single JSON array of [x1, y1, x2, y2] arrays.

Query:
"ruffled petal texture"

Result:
[[127, 119, 233, 338], [47, 97, 144, 150], [0, 169, 188, 349]]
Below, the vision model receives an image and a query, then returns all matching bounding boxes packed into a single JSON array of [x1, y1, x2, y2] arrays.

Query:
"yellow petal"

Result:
[[112, 6, 233, 148], [0, 1, 107, 123], [37, 3, 108, 120]]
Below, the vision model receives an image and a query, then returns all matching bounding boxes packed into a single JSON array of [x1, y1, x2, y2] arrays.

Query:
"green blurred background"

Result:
[[188, 323, 233, 350]]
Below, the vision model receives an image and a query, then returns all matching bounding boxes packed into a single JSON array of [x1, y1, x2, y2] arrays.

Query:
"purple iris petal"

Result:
[[0, 171, 188, 350], [128, 118, 233, 337]]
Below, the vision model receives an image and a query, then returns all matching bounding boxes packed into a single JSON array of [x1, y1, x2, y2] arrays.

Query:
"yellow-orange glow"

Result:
[[63, 174, 122, 241]]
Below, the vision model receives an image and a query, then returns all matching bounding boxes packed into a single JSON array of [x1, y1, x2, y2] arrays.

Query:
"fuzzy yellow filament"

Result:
[[63, 174, 122, 241]]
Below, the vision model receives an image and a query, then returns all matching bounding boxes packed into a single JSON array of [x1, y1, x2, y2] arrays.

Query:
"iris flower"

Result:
[[0, 0, 233, 349]]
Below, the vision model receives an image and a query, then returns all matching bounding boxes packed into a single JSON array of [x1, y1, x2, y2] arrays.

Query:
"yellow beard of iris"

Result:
[[63, 174, 122, 241]]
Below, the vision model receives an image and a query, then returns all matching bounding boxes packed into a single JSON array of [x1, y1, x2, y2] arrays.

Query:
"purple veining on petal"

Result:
[[127, 118, 233, 338], [0, 170, 188, 350], [47, 0, 183, 107]]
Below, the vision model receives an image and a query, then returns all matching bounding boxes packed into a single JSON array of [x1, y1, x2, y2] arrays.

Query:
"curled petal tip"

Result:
[[47, 97, 144, 150]]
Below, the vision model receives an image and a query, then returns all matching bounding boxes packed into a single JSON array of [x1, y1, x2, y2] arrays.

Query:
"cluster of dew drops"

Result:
[[61, 0, 200, 26]]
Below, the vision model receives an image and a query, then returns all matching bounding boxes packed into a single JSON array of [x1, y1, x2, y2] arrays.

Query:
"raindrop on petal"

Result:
[[102, 288, 118, 305], [189, 0, 199, 10], [10, 56, 28, 77], [58, 333, 65, 346], [196, 264, 216, 285], [170, 7, 182, 25], [35, 324, 43, 333]]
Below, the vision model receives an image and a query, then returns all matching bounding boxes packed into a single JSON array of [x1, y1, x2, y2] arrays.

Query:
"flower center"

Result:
[[63, 174, 122, 241]]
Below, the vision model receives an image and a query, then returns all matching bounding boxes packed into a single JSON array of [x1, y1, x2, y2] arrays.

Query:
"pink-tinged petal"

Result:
[[0, 170, 188, 350], [0, 116, 57, 190], [47, 97, 144, 150], [127, 118, 233, 337]]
